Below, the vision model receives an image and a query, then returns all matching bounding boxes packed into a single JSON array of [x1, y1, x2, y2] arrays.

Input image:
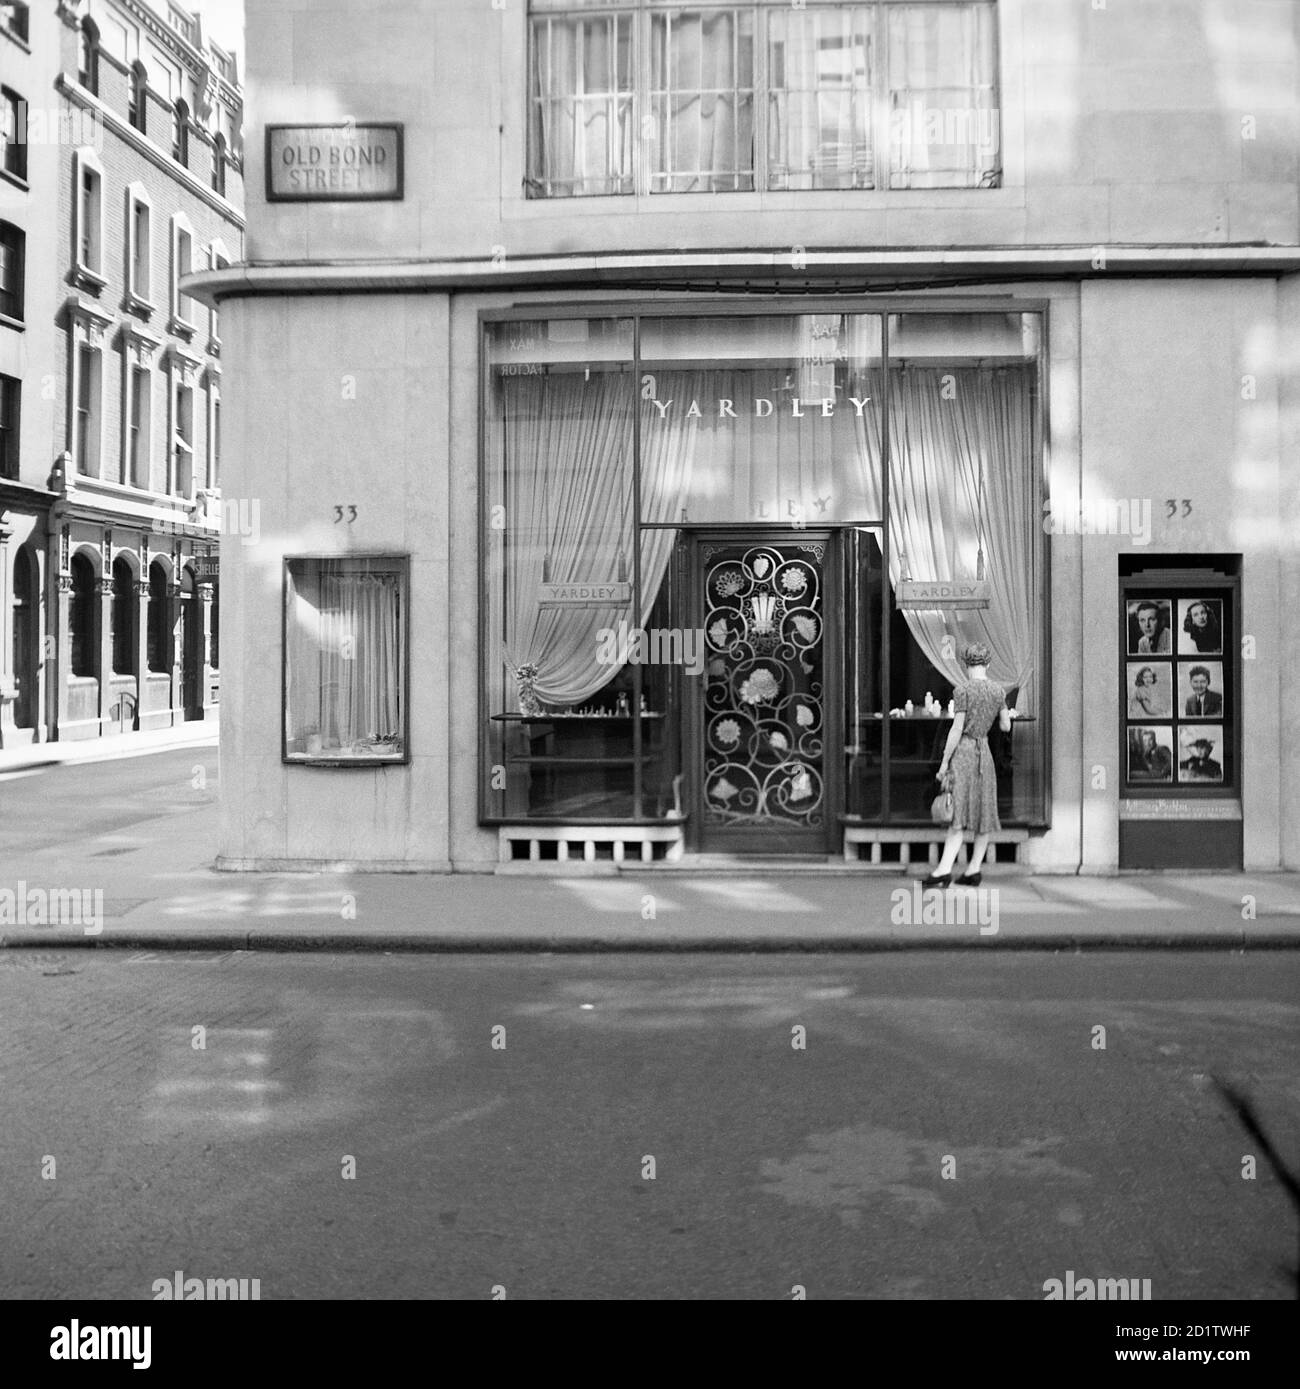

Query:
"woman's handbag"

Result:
[[930, 770, 955, 826]]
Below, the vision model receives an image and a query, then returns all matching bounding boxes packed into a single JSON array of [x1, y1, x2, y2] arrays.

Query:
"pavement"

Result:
[[2, 734, 1299, 951]]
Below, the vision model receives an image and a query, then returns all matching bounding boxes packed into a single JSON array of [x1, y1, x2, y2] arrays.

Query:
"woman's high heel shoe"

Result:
[[958, 871, 982, 887], [920, 872, 952, 890]]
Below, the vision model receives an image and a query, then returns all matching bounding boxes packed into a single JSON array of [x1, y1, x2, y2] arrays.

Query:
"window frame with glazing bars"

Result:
[[1, 86, 27, 184], [0, 220, 23, 321], [0, 372, 19, 479], [524, 0, 1000, 198]]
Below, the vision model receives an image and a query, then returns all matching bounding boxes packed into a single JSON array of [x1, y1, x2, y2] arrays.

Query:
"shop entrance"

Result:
[[688, 531, 841, 854], [180, 570, 204, 721]]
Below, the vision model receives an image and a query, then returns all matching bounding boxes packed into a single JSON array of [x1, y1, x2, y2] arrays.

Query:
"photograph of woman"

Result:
[[1179, 726, 1225, 782], [1127, 664, 1171, 718], [1179, 598, 1223, 654], [1128, 726, 1174, 782], [921, 642, 1014, 891]]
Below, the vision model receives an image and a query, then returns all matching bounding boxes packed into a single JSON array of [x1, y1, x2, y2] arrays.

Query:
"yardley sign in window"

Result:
[[266, 124, 404, 202]]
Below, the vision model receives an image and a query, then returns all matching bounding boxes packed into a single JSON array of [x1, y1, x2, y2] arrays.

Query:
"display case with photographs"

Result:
[[1119, 580, 1237, 795]]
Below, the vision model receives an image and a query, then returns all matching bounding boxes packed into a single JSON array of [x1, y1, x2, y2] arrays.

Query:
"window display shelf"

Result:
[[490, 712, 664, 721]]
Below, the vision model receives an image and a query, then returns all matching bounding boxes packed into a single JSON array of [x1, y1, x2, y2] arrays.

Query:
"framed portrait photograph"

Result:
[[1127, 598, 1173, 655], [1178, 725, 1225, 783], [1178, 661, 1224, 719], [1127, 725, 1174, 783], [1127, 663, 1172, 719], [1178, 597, 1223, 655]]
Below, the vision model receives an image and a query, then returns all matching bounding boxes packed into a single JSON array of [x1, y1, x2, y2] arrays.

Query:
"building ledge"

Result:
[[181, 243, 1300, 306]]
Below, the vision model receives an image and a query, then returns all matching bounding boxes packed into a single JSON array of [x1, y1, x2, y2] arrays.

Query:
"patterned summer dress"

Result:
[[950, 677, 1006, 834]]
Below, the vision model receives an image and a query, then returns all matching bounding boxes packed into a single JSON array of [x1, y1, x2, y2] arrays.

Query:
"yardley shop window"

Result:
[[481, 310, 1045, 838]]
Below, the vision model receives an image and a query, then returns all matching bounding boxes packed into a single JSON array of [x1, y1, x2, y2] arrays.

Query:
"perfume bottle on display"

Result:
[[904, 700, 914, 717]]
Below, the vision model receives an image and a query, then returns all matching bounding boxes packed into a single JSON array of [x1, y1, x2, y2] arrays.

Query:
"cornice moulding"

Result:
[[180, 243, 1300, 305]]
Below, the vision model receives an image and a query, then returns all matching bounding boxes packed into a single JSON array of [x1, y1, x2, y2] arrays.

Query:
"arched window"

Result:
[[129, 63, 148, 133], [78, 20, 100, 96], [172, 99, 189, 166], [111, 557, 136, 675], [147, 561, 171, 672], [211, 132, 226, 195], [70, 553, 98, 677]]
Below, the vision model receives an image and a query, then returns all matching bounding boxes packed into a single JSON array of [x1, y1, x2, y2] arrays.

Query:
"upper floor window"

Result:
[[73, 148, 104, 281], [526, 0, 999, 197], [0, 373, 18, 480], [129, 62, 148, 133], [1, 87, 26, 182], [169, 4, 197, 45], [172, 99, 189, 165], [212, 132, 227, 195], [170, 215, 196, 328], [78, 19, 100, 96], [127, 184, 152, 303], [1, 4, 30, 45], [74, 342, 102, 475], [0, 220, 23, 321]]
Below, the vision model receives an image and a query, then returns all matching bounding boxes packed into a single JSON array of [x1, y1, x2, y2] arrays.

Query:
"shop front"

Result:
[[478, 305, 1048, 861]]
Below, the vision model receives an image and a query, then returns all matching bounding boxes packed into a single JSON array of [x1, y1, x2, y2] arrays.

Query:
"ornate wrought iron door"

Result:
[[699, 540, 827, 846]]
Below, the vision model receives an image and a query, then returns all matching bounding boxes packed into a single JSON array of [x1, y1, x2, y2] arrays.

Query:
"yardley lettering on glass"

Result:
[[644, 396, 873, 420]]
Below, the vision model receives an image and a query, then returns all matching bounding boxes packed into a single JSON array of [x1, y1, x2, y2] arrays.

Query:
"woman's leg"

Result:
[[934, 827, 965, 876], [964, 832, 992, 874]]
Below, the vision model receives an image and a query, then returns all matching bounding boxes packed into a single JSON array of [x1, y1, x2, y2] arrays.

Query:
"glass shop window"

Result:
[[284, 556, 408, 764]]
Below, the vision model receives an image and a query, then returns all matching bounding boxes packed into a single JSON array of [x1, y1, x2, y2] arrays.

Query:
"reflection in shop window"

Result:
[[284, 556, 408, 764]]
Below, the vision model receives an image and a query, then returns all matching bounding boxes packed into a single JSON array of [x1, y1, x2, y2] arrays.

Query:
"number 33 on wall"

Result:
[[334, 505, 358, 523]]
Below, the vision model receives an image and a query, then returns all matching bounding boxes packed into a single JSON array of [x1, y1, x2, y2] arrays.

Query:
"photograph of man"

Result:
[[1179, 727, 1224, 782], [1128, 725, 1174, 782], [1180, 663, 1224, 717], [1128, 599, 1172, 654], [1128, 663, 1172, 718], [1179, 598, 1223, 654]]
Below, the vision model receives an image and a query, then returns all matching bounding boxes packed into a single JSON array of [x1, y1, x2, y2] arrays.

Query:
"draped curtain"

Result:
[[494, 362, 1038, 726], [286, 566, 401, 748], [502, 373, 636, 705], [854, 366, 1037, 710]]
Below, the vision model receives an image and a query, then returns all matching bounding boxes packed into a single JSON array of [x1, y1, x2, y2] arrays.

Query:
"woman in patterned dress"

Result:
[[922, 642, 1016, 890]]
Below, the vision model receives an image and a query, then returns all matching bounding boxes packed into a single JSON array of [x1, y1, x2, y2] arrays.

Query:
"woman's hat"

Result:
[[962, 641, 992, 667]]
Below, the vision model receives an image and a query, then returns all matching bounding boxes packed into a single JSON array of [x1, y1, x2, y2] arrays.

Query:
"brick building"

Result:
[[0, 0, 243, 749]]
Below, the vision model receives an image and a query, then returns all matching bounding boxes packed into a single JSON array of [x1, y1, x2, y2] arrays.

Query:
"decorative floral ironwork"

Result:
[[702, 544, 824, 830]]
